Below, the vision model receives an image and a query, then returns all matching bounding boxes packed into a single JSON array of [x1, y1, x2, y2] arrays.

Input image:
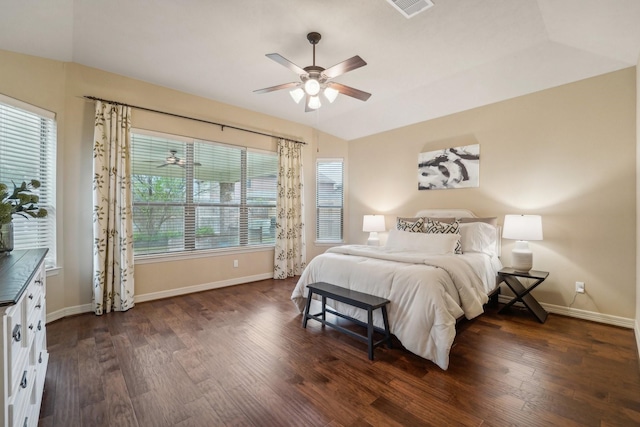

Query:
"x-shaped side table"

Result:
[[498, 268, 549, 323]]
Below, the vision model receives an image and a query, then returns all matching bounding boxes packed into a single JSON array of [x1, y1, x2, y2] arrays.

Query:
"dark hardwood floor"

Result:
[[39, 278, 640, 426]]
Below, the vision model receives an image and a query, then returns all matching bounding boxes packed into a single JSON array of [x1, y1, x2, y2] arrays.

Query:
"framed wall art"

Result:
[[418, 144, 479, 190]]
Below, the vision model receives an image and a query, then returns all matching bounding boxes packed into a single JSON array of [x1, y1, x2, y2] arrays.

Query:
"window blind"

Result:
[[0, 95, 57, 267], [131, 130, 277, 256], [316, 159, 344, 242]]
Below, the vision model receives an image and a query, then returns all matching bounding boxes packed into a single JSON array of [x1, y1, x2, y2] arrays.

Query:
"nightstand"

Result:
[[498, 268, 549, 323]]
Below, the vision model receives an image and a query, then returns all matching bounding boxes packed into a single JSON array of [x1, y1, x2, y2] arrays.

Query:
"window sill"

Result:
[[46, 266, 62, 276], [134, 245, 275, 265], [314, 240, 345, 246]]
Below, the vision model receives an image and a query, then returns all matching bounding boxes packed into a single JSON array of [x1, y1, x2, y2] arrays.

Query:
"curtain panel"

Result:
[[92, 101, 135, 314], [274, 139, 306, 279]]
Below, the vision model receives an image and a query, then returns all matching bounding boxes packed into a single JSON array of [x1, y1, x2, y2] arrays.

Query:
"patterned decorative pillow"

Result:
[[424, 218, 463, 254], [396, 217, 425, 233]]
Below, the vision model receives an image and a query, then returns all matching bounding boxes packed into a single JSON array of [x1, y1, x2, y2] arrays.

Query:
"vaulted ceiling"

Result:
[[1, 0, 639, 140]]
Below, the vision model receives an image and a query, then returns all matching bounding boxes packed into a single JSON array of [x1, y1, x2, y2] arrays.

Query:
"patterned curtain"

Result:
[[274, 139, 306, 279], [92, 101, 135, 314]]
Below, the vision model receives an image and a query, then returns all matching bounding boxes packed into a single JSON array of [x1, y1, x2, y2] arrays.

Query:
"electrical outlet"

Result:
[[575, 281, 585, 293], [233, 259, 238, 268]]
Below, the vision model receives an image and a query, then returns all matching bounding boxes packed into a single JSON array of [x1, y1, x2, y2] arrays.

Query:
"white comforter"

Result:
[[291, 245, 500, 369]]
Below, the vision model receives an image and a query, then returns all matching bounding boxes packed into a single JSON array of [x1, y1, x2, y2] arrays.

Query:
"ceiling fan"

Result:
[[254, 32, 371, 112], [156, 150, 201, 168]]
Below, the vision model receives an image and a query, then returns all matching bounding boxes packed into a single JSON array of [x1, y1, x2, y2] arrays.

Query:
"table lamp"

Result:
[[363, 215, 385, 246], [502, 214, 543, 272]]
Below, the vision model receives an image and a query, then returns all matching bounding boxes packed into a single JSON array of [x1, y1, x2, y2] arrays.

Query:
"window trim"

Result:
[[0, 93, 57, 268], [134, 245, 273, 265], [131, 128, 278, 258], [0, 94, 55, 120]]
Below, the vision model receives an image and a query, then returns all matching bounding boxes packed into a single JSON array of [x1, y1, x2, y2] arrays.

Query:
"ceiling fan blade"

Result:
[[253, 82, 299, 94], [194, 162, 202, 166], [156, 163, 168, 168], [266, 53, 307, 75], [322, 56, 367, 79], [328, 82, 371, 101]]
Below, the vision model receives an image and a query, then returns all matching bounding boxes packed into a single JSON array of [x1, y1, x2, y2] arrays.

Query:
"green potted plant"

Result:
[[0, 180, 48, 254]]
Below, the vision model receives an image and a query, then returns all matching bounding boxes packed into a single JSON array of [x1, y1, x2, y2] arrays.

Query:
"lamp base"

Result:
[[511, 240, 532, 272], [367, 231, 380, 246]]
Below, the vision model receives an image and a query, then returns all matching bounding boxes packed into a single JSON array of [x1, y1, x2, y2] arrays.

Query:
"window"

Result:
[[316, 159, 344, 242], [0, 94, 57, 267], [131, 130, 278, 256]]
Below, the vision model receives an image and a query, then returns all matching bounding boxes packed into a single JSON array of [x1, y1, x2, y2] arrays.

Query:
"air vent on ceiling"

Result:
[[385, 0, 434, 19]]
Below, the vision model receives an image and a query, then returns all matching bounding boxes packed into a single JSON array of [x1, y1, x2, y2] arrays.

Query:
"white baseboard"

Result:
[[46, 273, 274, 324], [497, 295, 634, 329], [133, 273, 274, 303], [48, 278, 632, 331], [47, 303, 93, 324]]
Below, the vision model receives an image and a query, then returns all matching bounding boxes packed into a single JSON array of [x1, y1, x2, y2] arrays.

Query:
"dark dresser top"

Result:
[[0, 249, 48, 307]]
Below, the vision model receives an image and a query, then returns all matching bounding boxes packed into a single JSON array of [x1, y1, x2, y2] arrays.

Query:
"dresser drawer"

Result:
[[5, 302, 28, 397], [29, 314, 46, 367], [23, 285, 41, 319], [7, 367, 35, 427], [34, 349, 48, 406], [29, 291, 45, 342], [29, 327, 47, 366]]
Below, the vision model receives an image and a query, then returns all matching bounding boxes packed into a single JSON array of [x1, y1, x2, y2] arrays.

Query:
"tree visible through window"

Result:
[[131, 130, 277, 256]]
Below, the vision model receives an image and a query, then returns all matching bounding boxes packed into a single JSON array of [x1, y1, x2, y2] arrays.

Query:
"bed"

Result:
[[291, 209, 503, 369]]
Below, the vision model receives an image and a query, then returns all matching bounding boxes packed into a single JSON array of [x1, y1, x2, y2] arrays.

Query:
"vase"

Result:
[[0, 222, 14, 254]]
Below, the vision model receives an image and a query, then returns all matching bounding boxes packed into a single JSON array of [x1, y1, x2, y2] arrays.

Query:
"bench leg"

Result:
[[381, 305, 392, 349], [302, 290, 314, 328], [367, 308, 374, 360], [321, 296, 326, 327]]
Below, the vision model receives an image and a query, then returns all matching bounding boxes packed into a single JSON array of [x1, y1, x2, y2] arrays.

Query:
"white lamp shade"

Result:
[[289, 88, 304, 104], [502, 215, 543, 241], [363, 215, 386, 232], [363, 214, 385, 246], [324, 86, 339, 103], [307, 96, 321, 110]]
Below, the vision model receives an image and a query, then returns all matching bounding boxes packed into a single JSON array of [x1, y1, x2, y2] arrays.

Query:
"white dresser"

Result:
[[0, 249, 48, 427]]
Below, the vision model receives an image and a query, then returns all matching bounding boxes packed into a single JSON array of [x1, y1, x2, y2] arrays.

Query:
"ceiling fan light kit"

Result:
[[324, 86, 339, 103], [303, 78, 320, 96], [308, 96, 321, 110], [289, 88, 305, 104], [255, 31, 371, 112]]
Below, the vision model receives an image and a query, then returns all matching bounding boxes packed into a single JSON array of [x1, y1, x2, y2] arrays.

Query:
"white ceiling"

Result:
[[1, 0, 639, 141]]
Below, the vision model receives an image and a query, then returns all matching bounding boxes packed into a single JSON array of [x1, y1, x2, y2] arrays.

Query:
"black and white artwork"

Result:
[[418, 144, 480, 190]]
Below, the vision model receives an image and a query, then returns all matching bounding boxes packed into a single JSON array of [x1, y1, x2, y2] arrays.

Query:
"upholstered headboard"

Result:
[[415, 208, 477, 219], [414, 209, 501, 257]]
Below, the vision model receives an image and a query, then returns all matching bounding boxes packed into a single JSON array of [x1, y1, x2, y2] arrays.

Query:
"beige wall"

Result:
[[1, 48, 636, 321], [348, 68, 637, 319], [0, 50, 68, 314], [0, 49, 349, 316]]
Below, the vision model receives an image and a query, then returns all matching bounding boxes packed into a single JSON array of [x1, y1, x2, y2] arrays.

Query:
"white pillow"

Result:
[[459, 222, 498, 256], [385, 228, 459, 254]]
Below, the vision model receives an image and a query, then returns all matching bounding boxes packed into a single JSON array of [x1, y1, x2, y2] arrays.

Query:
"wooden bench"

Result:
[[302, 282, 392, 360]]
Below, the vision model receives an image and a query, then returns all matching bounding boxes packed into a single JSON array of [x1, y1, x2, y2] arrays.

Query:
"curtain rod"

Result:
[[83, 95, 306, 145]]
